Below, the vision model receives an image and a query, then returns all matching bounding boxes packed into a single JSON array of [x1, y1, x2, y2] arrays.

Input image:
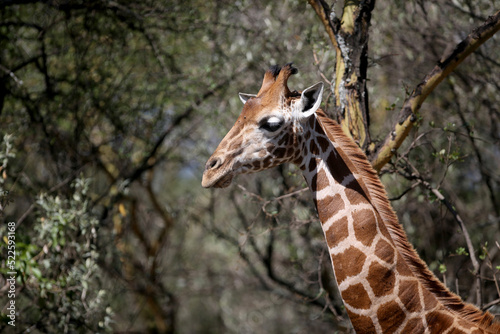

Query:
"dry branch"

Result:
[[307, 0, 338, 49], [400, 157, 484, 306], [371, 10, 500, 171]]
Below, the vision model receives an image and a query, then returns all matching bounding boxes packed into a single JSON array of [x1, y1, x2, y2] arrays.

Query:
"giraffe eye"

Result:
[[259, 116, 283, 132]]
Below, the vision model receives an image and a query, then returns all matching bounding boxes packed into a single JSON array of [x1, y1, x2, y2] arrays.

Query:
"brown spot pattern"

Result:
[[265, 142, 275, 151], [262, 156, 273, 167], [426, 310, 454, 333], [368, 262, 395, 297], [308, 158, 316, 172], [342, 283, 371, 309], [346, 311, 377, 334], [324, 216, 349, 249], [401, 317, 425, 333], [396, 253, 414, 277], [376, 218, 393, 241], [309, 140, 319, 156], [331, 246, 366, 283], [327, 151, 351, 181], [377, 300, 406, 334], [374, 239, 395, 264], [316, 136, 330, 152], [314, 167, 329, 192], [399, 280, 422, 313], [317, 194, 344, 223], [274, 147, 286, 157], [310, 174, 318, 192], [422, 287, 438, 311], [251, 161, 261, 169], [344, 186, 367, 207], [352, 209, 377, 247]]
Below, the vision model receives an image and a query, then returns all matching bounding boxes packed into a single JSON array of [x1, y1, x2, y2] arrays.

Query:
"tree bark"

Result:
[[308, 0, 374, 151]]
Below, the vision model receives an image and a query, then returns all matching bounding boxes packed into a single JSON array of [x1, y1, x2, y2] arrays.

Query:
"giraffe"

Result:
[[201, 63, 500, 333]]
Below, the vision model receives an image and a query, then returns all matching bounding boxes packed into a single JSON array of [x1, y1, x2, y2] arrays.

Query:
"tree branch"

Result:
[[401, 158, 483, 306], [124, 68, 246, 185], [371, 10, 500, 171], [482, 298, 500, 311], [307, 0, 339, 49], [449, 77, 499, 217]]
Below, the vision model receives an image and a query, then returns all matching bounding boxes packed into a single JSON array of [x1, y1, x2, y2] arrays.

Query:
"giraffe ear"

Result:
[[299, 82, 324, 119], [239, 93, 257, 104]]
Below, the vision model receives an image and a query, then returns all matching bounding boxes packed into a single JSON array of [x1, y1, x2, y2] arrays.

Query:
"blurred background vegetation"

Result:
[[0, 0, 499, 333]]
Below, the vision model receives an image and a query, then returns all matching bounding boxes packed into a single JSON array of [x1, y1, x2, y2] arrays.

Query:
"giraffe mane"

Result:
[[314, 109, 500, 332]]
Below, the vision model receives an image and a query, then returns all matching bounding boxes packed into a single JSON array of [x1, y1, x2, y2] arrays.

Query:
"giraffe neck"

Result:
[[296, 111, 499, 333]]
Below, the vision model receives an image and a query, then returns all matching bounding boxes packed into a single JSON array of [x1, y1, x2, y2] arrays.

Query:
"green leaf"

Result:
[[29, 266, 43, 279]]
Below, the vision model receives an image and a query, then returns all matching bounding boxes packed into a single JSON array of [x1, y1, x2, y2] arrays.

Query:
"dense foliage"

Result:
[[0, 1, 499, 333]]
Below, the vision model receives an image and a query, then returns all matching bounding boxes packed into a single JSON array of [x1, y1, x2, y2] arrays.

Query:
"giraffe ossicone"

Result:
[[202, 63, 500, 333]]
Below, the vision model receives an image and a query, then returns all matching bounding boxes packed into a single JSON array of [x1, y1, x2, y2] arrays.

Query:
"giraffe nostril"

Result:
[[206, 157, 222, 171]]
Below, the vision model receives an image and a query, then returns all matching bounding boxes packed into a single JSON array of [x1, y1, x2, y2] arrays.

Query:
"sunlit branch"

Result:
[[371, 10, 500, 171]]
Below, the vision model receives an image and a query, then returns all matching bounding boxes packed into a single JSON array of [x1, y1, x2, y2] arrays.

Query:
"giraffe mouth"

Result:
[[212, 172, 234, 188], [202, 157, 252, 188], [202, 167, 236, 188]]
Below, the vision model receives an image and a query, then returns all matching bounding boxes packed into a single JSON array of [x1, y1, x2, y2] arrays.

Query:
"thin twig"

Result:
[[312, 50, 333, 86], [317, 247, 341, 318], [482, 298, 500, 311], [237, 184, 309, 216], [403, 158, 483, 306], [0, 64, 23, 86], [16, 165, 88, 227], [372, 10, 500, 171], [388, 182, 419, 201]]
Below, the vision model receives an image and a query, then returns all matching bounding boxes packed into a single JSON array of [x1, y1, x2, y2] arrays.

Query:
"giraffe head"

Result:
[[202, 63, 324, 188]]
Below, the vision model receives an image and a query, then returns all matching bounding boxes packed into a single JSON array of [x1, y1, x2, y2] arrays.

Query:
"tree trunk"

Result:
[[308, 0, 375, 151]]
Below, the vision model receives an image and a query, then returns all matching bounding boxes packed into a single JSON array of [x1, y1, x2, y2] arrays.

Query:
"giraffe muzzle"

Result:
[[202, 156, 235, 188]]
